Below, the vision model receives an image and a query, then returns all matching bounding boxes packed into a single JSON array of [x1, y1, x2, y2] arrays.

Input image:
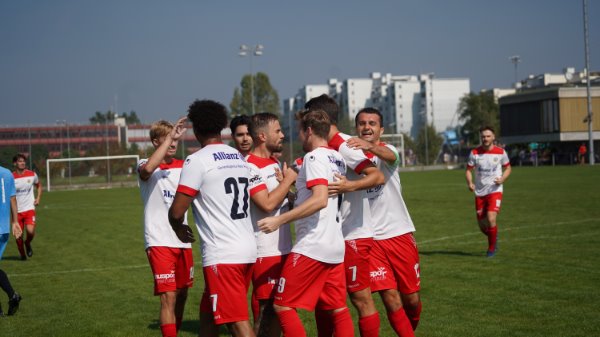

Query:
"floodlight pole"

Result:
[[509, 55, 521, 86], [239, 44, 264, 114], [583, 0, 594, 165]]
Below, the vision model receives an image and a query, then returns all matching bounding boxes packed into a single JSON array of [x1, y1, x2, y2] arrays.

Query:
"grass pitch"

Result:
[[0, 166, 599, 336]]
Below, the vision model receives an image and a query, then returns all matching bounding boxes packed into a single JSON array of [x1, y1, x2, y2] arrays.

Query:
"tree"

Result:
[[229, 72, 280, 116], [416, 123, 443, 165], [458, 92, 499, 145], [90, 110, 141, 125]]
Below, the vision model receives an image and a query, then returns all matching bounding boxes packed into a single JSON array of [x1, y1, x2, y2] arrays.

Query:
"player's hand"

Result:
[[12, 221, 22, 239], [34, 198, 40, 206], [346, 137, 373, 151], [281, 162, 298, 184], [172, 224, 195, 243], [328, 173, 350, 195], [274, 167, 284, 182], [170, 117, 188, 141], [468, 183, 475, 192], [258, 216, 281, 234], [494, 176, 504, 185]]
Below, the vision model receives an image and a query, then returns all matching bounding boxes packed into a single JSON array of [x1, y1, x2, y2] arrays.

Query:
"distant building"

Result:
[[284, 72, 470, 140]]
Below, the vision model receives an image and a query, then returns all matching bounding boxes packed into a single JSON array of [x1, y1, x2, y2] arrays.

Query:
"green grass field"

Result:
[[1, 166, 599, 336]]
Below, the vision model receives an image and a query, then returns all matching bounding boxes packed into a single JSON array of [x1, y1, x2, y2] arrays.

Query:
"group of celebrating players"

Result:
[[138, 93, 510, 337]]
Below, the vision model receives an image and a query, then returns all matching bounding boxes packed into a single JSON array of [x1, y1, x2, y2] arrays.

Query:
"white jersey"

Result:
[[365, 144, 415, 240], [246, 153, 292, 258], [328, 132, 374, 240], [467, 146, 510, 197], [292, 147, 346, 264], [13, 170, 39, 213], [137, 159, 191, 249], [177, 143, 257, 267]]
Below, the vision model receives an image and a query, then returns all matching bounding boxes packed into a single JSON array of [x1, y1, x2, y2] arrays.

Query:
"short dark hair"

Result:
[[229, 115, 252, 135], [296, 109, 331, 139], [479, 126, 495, 134], [13, 153, 27, 163], [250, 112, 279, 140], [187, 100, 228, 137], [355, 107, 383, 126], [304, 94, 339, 125]]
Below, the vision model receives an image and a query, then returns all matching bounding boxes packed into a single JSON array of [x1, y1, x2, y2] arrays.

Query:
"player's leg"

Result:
[[400, 292, 421, 331], [199, 293, 219, 337], [159, 291, 178, 337], [24, 210, 36, 257], [147, 247, 181, 337], [378, 290, 414, 337], [0, 269, 21, 316], [345, 239, 380, 337], [319, 262, 355, 337], [256, 299, 281, 337], [485, 192, 502, 257], [15, 214, 26, 260], [252, 255, 285, 337], [174, 248, 194, 331]]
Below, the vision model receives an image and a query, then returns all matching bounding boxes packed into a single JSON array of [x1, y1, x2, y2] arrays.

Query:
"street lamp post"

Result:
[[56, 120, 72, 185], [239, 44, 264, 114]]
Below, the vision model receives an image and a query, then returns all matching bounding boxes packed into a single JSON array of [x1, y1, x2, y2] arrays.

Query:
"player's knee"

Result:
[[401, 292, 420, 311], [380, 290, 402, 313], [350, 289, 375, 313], [160, 291, 177, 307]]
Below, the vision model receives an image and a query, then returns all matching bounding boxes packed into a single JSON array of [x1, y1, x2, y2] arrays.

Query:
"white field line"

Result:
[[8, 218, 599, 278], [417, 218, 600, 246]]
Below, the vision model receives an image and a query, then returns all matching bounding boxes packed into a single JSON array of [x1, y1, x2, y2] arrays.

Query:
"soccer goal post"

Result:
[[46, 155, 140, 191], [380, 133, 406, 167]]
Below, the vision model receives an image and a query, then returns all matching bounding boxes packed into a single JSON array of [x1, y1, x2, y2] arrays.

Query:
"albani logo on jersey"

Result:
[[213, 152, 242, 161]]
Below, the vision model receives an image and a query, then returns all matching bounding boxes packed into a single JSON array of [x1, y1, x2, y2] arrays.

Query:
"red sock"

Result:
[[160, 323, 177, 337], [25, 232, 34, 245], [387, 307, 415, 337], [488, 226, 498, 252], [315, 309, 334, 337], [404, 302, 422, 330], [332, 308, 355, 337], [276, 309, 306, 337], [358, 312, 380, 337], [16, 237, 26, 257]]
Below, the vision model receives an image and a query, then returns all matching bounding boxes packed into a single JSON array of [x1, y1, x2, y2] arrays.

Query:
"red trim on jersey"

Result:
[[12, 170, 36, 179], [364, 152, 375, 160], [502, 162, 511, 168], [159, 159, 184, 170], [247, 154, 279, 169], [471, 145, 505, 155], [250, 184, 267, 197], [294, 157, 303, 166], [307, 178, 328, 188], [354, 159, 373, 175], [177, 185, 199, 197], [328, 133, 345, 151]]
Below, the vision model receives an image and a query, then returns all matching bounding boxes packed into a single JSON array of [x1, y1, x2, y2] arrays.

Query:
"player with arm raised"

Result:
[[257, 109, 354, 337], [465, 126, 511, 257], [347, 108, 420, 335], [305, 94, 385, 337], [169, 100, 257, 337], [246, 112, 297, 337], [137, 117, 192, 337], [12, 154, 42, 260]]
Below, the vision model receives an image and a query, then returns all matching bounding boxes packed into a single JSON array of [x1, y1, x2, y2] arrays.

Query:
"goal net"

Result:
[[380, 134, 406, 167], [46, 155, 140, 191]]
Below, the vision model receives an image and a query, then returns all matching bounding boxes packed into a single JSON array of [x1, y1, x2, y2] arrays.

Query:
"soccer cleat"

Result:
[[26, 244, 33, 257], [20, 255, 27, 261], [486, 247, 497, 258], [7, 292, 21, 316]]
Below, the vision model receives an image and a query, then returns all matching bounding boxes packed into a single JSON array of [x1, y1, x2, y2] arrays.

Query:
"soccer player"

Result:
[[247, 112, 297, 337], [257, 109, 354, 337], [137, 117, 193, 337], [12, 153, 42, 260], [465, 126, 512, 257], [347, 108, 421, 334], [305, 94, 385, 337], [169, 100, 258, 337], [231, 115, 253, 157], [0, 164, 23, 316]]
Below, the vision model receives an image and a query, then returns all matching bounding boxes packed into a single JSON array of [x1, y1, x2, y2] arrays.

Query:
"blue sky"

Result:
[[1, 0, 598, 125]]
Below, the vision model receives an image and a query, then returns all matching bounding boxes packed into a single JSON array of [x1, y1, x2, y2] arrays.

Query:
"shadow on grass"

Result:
[[2, 255, 26, 261], [420, 250, 481, 257], [148, 319, 230, 335]]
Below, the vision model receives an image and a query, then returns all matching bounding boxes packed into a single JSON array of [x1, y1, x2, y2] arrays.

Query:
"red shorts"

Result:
[[475, 192, 503, 220], [200, 263, 253, 325], [17, 210, 36, 227], [370, 233, 420, 294], [274, 253, 347, 311], [146, 247, 194, 295], [252, 254, 288, 301], [344, 238, 373, 293]]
